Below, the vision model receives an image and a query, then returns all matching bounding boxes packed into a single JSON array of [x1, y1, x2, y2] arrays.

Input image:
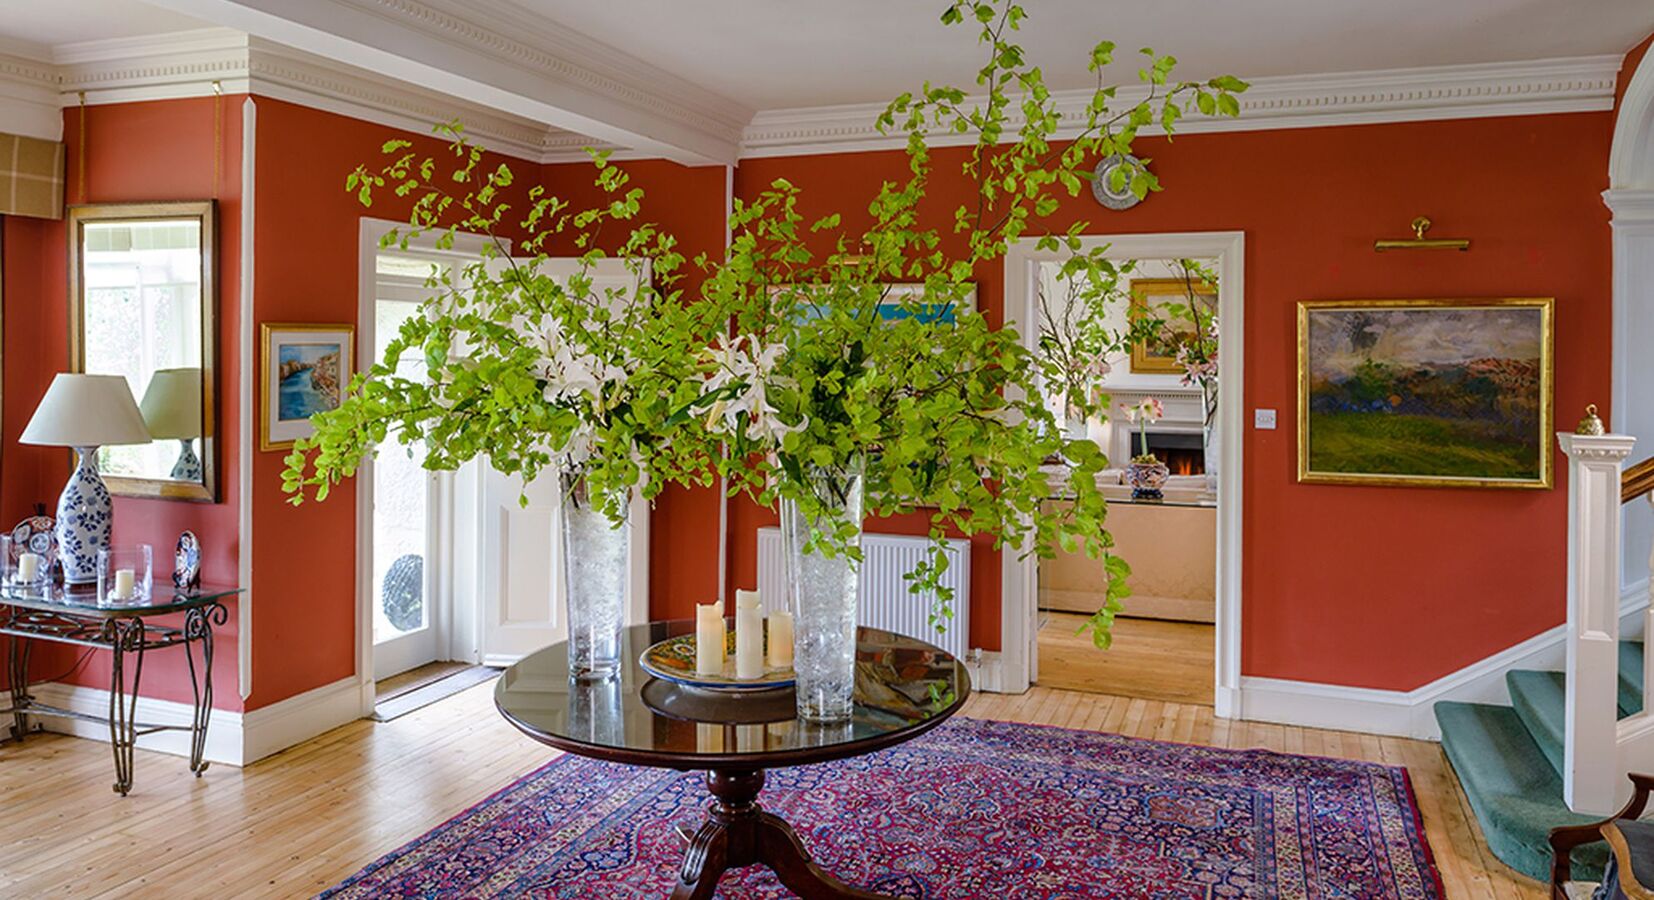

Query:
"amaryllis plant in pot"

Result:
[[1120, 397, 1169, 499], [280, 0, 1248, 718]]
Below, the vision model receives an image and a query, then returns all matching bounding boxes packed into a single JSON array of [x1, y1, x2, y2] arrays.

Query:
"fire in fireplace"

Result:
[[1144, 431, 1205, 476]]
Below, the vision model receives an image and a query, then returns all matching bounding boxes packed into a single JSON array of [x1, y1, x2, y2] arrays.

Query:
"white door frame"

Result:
[[1609, 48, 1654, 597], [354, 218, 506, 711], [1000, 231, 1246, 717]]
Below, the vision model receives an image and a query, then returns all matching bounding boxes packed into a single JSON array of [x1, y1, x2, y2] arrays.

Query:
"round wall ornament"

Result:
[[1091, 153, 1144, 210]]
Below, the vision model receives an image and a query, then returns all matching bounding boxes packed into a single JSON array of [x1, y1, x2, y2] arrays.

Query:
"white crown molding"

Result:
[[741, 54, 1623, 159], [0, 51, 61, 140]]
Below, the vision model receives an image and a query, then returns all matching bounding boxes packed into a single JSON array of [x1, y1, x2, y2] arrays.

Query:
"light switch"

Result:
[[1254, 408, 1277, 430]]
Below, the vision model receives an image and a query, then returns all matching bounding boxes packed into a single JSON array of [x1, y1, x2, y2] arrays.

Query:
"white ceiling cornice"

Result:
[[142, 0, 749, 165], [742, 54, 1624, 159]]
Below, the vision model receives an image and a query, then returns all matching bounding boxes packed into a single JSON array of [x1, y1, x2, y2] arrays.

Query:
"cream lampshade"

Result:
[[22, 374, 151, 584], [140, 368, 205, 482], [138, 368, 202, 440]]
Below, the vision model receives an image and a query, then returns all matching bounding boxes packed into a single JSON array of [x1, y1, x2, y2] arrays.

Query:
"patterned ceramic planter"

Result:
[[1125, 459, 1171, 500]]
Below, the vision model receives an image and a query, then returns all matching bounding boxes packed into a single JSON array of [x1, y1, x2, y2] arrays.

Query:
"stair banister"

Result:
[[1558, 431, 1637, 815]]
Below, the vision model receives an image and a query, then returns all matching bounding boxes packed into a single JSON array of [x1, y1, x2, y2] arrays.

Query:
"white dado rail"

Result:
[[1557, 431, 1652, 815]]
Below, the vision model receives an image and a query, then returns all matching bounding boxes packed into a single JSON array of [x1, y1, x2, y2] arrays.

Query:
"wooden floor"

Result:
[[0, 681, 1540, 898], [1037, 612, 1216, 704]]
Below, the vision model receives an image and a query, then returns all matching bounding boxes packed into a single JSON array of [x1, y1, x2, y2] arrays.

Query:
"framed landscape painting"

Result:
[[1297, 298, 1554, 489], [261, 323, 354, 451], [1129, 277, 1216, 374]]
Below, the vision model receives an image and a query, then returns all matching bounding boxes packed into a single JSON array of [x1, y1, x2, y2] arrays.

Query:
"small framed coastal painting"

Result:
[[260, 323, 354, 451], [1297, 298, 1553, 489]]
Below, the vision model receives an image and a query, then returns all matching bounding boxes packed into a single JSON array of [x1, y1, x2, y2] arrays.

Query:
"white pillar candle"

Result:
[[766, 610, 794, 669], [16, 552, 40, 583], [695, 603, 726, 676], [734, 589, 764, 679], [112, 568, 136, 600]]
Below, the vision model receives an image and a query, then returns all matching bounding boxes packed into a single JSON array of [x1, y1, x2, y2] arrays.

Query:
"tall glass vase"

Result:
[[561, 473, 628, 681], [779, 462, 865, 722]]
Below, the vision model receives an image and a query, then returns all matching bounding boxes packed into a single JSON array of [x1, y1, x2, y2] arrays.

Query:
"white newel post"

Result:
[[1558, 432, 1637, 815]]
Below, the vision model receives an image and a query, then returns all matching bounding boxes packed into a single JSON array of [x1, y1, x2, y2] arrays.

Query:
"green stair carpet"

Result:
[[1435, 640, 1644, 881]]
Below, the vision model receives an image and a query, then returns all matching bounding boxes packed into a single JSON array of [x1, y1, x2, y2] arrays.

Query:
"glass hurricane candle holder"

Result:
[[96, 544, 153, 606], [0, 535, 48, 591]]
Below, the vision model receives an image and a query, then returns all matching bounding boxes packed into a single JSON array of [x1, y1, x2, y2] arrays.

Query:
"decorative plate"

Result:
[[639, 629, 795, 692], [9, 515, 56, 568], [1091, 153, 1144, 211], [174, 530, 202, 590]]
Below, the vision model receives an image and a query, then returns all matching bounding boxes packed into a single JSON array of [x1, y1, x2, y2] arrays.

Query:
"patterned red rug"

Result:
[[321, 718, 1443, 898]]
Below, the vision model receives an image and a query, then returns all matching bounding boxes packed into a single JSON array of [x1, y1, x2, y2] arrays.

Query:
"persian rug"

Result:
[[321, 718, 1444, 899]]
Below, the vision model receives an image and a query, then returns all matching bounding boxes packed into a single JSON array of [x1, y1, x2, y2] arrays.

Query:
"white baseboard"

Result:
[[29, 681, 245, 765], [1238, 585, 1650, 740], [27, 676, 369, 766], [967, 650, 1006, 693]]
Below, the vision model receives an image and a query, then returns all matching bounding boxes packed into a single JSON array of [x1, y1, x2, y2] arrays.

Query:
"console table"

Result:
[[0, 582, 242, 795], [495, 621, 970, 899]]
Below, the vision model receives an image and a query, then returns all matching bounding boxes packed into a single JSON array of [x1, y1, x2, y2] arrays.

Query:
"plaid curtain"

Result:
[[0, 132, 65, 219]]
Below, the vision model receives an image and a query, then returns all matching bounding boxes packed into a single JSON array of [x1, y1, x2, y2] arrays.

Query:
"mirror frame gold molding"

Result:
[[68, 200, 218, 502]]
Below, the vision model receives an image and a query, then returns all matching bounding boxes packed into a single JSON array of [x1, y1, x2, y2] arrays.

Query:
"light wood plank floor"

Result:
[[1038, 612, 1216, 704], [0, 681, 1540, 899]]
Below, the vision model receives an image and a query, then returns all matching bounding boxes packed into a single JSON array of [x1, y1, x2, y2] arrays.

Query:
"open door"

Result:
[[471, 257, 652, 666]]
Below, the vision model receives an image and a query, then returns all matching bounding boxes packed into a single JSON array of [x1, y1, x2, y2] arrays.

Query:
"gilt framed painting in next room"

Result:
[[1296, 298, 1554, 490]]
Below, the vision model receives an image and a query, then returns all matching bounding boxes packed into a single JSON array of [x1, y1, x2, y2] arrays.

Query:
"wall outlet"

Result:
[[1254, 408, 1277, 430]]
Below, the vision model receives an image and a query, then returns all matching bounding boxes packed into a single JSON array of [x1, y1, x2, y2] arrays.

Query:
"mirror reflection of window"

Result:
[[83, 219, 203, 481], [72, 204, 214, 500]]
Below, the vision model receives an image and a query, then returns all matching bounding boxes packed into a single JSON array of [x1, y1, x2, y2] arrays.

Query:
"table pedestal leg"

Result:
[[670, 769, 894, 900]]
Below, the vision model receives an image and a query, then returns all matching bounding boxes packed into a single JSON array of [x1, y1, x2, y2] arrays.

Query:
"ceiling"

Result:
[[507, 0, 1654, 110], [0, 0, 208, 57]]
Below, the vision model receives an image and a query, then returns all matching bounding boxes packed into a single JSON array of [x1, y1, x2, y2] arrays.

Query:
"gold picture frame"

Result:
[[260, 322, 354, 452], [1296, 297, 1554, 490], [1128, 277, 1215, 375]]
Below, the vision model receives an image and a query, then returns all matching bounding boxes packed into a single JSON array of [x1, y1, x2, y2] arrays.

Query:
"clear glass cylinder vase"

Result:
[[779, 463, 865, 722], [561, 474, 628, 681]]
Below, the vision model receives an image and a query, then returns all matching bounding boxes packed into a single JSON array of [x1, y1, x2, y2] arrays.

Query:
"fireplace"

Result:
[[1144, 431, 1205, 476]]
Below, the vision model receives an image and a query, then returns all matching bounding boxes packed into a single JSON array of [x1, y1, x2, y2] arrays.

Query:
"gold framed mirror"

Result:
[[68, 201, 217, 502]]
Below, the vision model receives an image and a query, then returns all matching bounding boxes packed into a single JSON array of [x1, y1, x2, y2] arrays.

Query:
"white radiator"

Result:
[[755, 527, 971, 659]]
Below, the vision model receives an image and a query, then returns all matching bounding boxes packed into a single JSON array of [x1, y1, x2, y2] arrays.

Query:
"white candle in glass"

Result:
[[734, 589, 764, 679], [767, 610, 794, 669], [694, 603, 725, 676], [16, 553, 40, 583], [113, 568, 136, 600]]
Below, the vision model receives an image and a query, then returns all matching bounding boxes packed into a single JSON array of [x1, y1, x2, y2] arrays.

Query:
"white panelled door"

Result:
[[472, 256, 652, 666]]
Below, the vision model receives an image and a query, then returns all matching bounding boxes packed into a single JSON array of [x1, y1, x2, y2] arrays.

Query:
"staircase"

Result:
[[1434, 641, 1644, 879], [1432, 432, 1654, 882]]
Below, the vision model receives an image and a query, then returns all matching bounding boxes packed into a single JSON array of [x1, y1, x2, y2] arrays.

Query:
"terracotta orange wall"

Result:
[[0, 97, 246, 708], [727, 111, 1614, 688], [246, 98, 547, 709]]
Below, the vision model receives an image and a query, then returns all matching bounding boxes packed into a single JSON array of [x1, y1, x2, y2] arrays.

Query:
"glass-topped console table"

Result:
[[0, 582, 243, 795]]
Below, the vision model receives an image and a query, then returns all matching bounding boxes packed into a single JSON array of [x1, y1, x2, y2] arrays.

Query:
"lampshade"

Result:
[[21, 373, 152, 447], [139, 367, 203, 440]]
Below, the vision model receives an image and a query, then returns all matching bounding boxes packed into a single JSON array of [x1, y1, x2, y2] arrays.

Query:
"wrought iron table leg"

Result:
[[7, 633, 32, 742], [108, 618, 146, 796], [182, 603, 225, 777]]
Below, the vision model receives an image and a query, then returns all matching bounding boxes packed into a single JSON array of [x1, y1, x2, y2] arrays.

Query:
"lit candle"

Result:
[[112, 568, 136, 600], [695, 603, 725, 676], [767, 610, 794, 669], [734, 589, 763, 679], [16, 552, 40, 583]]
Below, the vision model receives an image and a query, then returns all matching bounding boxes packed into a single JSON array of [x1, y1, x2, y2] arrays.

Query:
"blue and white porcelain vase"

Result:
[[170, 439, 203, 482], [57, 446, 113, 584]]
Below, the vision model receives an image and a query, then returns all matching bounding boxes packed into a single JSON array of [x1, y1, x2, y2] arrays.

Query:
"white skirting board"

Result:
[[26, 676, 369, 767], [1238, 581, 1650, 741]]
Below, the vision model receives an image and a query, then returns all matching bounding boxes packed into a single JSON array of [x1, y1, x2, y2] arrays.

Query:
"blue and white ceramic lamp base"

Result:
[[56, 446, 113, 584]]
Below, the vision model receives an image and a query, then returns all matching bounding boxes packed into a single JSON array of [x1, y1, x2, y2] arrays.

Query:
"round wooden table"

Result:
[[495, 621, 971, 900]]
